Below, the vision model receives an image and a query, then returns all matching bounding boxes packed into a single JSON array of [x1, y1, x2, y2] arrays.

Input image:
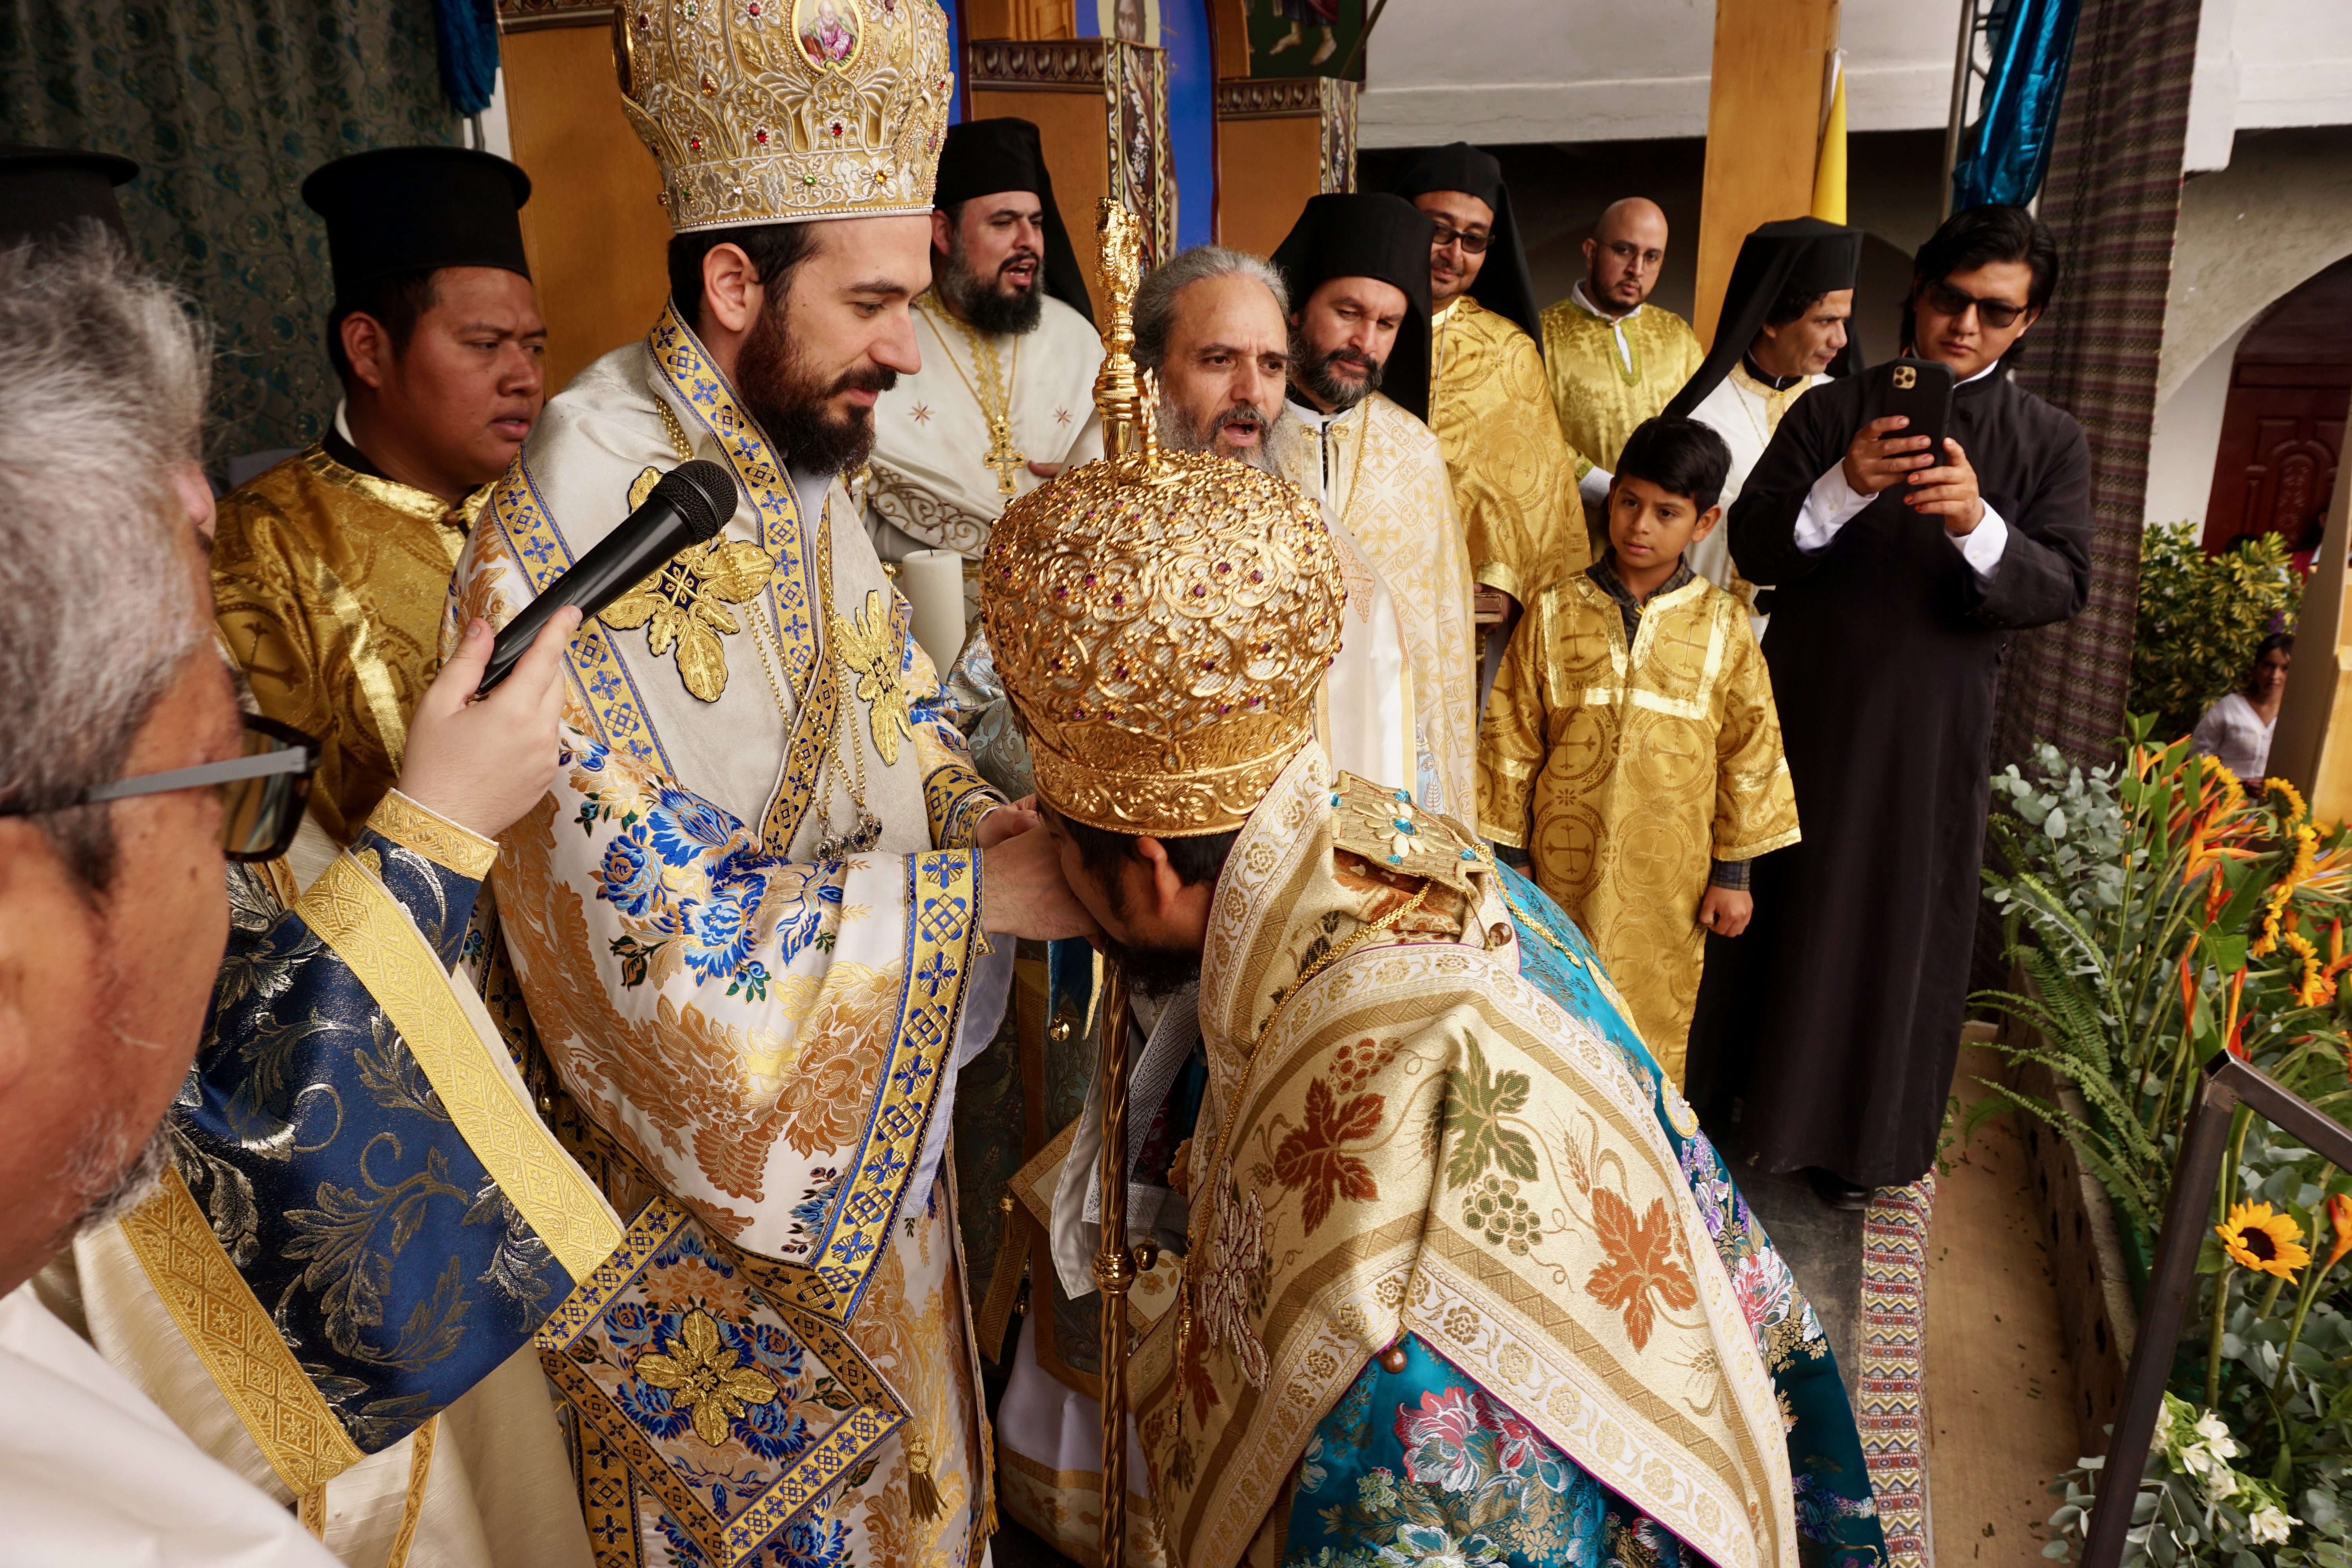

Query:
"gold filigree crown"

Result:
[[981, 203, 1347, 838], [613, 0, 953, 231]]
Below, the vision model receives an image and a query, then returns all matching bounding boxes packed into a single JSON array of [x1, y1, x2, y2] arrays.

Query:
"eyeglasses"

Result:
[[1922, 278, 2031, 330], [3, 713, 319, 863], [1429, 223, 1490, 255]]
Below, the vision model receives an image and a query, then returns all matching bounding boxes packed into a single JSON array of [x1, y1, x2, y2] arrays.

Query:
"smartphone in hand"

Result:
[[1878, 357, 1956, 465]]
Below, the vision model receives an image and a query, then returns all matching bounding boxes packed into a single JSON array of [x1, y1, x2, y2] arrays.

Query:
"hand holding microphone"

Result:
[[476, 457, 743, 694]]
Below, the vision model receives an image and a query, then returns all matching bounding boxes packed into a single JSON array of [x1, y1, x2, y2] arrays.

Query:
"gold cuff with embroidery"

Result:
[[1473, 561, 1525, 604], [365, 790, 499, 879]]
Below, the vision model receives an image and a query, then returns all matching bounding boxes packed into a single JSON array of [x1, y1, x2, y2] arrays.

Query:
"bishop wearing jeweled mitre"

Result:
[[980, 223, 1889, 1568], [444, 3, 1098, 1563]]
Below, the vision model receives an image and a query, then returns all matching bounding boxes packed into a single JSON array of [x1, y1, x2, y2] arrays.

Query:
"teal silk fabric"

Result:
[[179, 834, 584, 1456], [1283, 1331, 1689, 1568]]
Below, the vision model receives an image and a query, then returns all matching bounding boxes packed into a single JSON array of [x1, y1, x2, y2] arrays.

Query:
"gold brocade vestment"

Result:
[[1129, 746, 1804, 1568], [1537, 292, 1705, 478], [212, 447, 479, 844], [1428, 296, 1590, 604], [1267, 394, 1478, 816], [1476, 572, 1799, 1081]]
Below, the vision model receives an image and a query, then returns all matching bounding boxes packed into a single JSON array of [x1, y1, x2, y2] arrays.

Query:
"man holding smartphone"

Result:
[[1684, 205, 2092, 1209]]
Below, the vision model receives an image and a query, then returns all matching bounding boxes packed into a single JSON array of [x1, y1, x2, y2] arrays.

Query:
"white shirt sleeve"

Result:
[[1951, 500, 2009, 578], [1577, 465, 1613, 514], [1793, 463, 1875, 553]]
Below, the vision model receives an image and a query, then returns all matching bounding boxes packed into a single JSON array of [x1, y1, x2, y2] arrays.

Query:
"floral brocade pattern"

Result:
[[1138, 750, 1881, 1568], [1491, 863, 1883, 1565], [1284, 1333, 1686, 1568]]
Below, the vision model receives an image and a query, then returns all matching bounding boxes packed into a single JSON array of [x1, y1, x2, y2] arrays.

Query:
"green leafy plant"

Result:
[[2136, 526, 2296, 748], [2130, 524, 2301, 744], [1969, 723, 2352, 1563]]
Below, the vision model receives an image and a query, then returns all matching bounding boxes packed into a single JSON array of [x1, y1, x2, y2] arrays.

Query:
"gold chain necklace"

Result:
[[656, 397, 880, 858], [917, 294, 1025, 497]]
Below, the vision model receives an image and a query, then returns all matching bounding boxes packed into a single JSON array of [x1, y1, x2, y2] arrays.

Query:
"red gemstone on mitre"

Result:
[[755, 128, 769, 144], [830, 121, 844, 137], [747, 0, 760, 11]]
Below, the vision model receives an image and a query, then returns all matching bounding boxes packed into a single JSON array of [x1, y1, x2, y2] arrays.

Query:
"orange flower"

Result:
[[1584, 1187, 1698, 1352], [2327, 1194, 2352, 1273], [2179, 952, 2199, 1023], [2217, 1200, 2311, 1279], [2222, 968, 2250, 1058]]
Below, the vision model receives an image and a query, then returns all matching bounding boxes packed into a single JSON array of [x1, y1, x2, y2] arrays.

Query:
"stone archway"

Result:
[[2198, 255, 2352, 553]]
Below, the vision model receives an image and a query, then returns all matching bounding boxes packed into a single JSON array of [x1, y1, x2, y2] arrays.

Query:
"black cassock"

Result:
[[1686, 367, 2091, 1186]]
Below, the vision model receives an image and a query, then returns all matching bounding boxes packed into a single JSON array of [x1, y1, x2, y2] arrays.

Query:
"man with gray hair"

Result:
[[0, 226, 594, 1563], [982, 246, 1432, 1564]]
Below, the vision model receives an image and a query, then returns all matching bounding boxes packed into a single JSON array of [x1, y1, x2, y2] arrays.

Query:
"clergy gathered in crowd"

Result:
[[0, 4, 2096, 1562]]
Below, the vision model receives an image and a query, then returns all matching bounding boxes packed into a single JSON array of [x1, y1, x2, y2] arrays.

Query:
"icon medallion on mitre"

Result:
[[613, 0, 949, 231]]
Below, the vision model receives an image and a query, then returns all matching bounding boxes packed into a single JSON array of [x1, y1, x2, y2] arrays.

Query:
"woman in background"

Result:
[[2194, 632, 2294, 780]]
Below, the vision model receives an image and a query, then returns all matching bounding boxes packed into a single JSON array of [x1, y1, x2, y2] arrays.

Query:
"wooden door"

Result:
[[2203, 256, 2352, 552]]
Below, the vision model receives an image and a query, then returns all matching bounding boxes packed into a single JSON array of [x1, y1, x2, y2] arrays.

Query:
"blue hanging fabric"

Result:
[[1950, 0, 2082, 211], [435, 0, 501, 119]]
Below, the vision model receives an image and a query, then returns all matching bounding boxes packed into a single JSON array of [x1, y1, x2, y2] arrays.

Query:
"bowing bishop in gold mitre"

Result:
[[444, 5, 1097, 1564], [866, 116, 1104, 629], [1538, 197, 1704, 519], [1388, 144, 1589, 626], [212, 147, 546, 863], [1267, 193, 1478, 816], [978, 255, 1887, 1568]]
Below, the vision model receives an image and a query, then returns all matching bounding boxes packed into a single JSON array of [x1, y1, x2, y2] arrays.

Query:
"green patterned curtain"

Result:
[[0, 0, 455, 460]]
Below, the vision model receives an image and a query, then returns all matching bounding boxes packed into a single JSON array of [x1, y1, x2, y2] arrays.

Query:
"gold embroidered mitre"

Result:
[[613, 0, 953, 230], [980, 201, 1346, 837]]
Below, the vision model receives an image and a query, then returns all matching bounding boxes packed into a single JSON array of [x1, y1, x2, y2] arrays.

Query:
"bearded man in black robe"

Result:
[[1686, 205, 2092, 1205]]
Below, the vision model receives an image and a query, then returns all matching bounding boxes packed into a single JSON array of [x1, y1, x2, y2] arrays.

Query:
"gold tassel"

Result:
[[906, 1427, 943, 1522]]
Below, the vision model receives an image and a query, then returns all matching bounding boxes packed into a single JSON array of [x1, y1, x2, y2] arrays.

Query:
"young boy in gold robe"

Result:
[[1477, 415, 1798, 1083]]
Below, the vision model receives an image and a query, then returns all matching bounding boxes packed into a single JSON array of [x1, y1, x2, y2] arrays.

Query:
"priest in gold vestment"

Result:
[[976, 320, 1885, 1568], [1389, 143, 1588, 617], [1267, 194, 1477, 816], [1537, 198, 1703, 517], [211, 147, 546, 852], [445, 6, 1098, 1564]]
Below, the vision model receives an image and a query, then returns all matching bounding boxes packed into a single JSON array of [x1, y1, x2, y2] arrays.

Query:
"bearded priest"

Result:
[[980, 239, 1887, 1568], [445, 7, 1099, 1565], [866, 116, 1105, 627], [1268, 194, 1477, 817]]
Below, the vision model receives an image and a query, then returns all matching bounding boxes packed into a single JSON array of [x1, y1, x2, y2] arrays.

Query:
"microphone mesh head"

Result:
[[655, 459, 741, 543]]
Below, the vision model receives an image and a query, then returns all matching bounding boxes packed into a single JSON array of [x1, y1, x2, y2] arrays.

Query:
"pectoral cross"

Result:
[[984, 415, 1025, 497]]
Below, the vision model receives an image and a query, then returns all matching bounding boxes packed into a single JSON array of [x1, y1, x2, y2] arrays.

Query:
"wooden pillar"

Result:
[[496, 2, 675, 396], [2270, 404, 2352, 815], [1691, 0, 1840, 348], [1213, 77, 1356, 257]]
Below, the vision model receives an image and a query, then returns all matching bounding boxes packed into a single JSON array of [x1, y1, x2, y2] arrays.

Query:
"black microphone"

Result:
[[477, 458, 741, 695]]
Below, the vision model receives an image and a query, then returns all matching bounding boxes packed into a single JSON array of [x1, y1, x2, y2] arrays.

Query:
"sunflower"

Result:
[[2216, 1201, 2311, 1279]]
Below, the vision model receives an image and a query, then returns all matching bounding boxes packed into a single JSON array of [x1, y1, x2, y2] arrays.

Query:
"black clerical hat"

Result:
[[301, 147, 532, 301], [1271, 192, 1436, 424], [1387, 142, 1539, 343], [1665, 216, 1863, 421], [933, 118, 1093, 325], [0, 145, 138, 249]]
